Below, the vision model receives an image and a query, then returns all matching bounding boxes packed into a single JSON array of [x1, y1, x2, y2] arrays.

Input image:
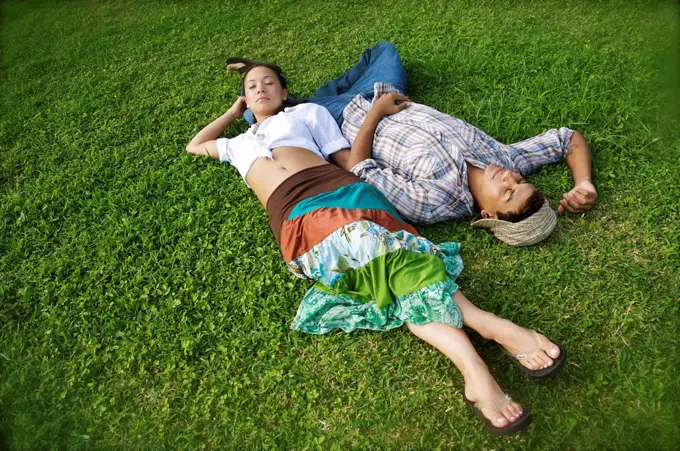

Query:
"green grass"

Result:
[[1, 0, 679, 449]]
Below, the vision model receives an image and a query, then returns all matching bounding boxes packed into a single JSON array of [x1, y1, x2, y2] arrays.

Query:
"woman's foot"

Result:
[[494, 323, 561, 372], [463, 362, 525, 428], [452, 291, 561, 373]]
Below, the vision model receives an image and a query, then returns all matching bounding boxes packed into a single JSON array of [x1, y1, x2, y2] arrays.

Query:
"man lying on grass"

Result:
[[187, 57, 565, 436], [227, 42, 597, 246]]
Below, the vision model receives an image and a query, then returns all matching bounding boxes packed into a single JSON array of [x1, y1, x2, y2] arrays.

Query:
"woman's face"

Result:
[[244, 66, 288, 121]]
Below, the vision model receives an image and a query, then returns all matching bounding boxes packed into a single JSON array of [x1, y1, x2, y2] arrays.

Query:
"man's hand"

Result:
[[344, 93, 410, 171], [558, 180, 597, 213], [228, 96, 247, 116], [369, 92, 410, 118]]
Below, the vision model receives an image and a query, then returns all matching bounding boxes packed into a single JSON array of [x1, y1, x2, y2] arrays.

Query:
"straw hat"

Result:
[[471, 200, 557, 246]]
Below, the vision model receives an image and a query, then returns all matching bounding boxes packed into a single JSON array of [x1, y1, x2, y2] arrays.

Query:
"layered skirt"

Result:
[[267, 164, 463, 334]]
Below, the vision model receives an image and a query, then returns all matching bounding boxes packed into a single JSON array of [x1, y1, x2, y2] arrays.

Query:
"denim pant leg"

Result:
[[310, 42, 407, 125]]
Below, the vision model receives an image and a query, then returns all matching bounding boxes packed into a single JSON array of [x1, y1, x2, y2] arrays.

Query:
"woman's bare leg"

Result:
[[453, 291, 561, 370], [406, 321, 524, 428]]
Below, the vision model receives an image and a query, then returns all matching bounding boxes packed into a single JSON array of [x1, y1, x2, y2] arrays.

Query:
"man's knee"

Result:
[[372, 41, 398, 55]]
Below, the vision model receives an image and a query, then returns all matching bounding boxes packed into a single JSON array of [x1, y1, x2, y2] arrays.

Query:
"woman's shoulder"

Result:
[[284, 103, 334, 126], [284, 102, 324, 116]]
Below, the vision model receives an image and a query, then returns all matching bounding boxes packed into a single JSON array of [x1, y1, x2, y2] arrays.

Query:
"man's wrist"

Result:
[[365, 109, 383, 124]]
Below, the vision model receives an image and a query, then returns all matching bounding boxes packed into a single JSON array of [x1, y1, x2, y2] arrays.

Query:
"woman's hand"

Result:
[[228, 96, 248, 116], [369, 92, 411, 118]]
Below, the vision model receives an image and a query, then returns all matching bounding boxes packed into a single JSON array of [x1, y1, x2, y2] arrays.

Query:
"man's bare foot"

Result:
[[226, 62, 247, 73], [495, 324, 561, 371], [463, 362, 524, 428]]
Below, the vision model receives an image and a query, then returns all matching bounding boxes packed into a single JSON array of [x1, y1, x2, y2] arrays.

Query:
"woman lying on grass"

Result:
[[186, 61, 565, 436]]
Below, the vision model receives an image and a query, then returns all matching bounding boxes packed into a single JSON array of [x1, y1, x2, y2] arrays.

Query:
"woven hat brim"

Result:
[[470, 200, 557, 246]]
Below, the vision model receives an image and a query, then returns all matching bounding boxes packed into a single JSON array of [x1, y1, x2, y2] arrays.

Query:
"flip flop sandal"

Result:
[[503, 331, 566, 378], [465, 394, 533, 436]]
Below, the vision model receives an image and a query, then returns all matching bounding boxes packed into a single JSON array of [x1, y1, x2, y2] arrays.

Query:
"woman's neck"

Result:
[[255, 104, 287, 124], [255, 114, 272, 125]]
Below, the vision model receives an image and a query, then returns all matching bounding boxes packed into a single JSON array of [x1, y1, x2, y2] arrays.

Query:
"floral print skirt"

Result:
[[266, 164, 463, 334]]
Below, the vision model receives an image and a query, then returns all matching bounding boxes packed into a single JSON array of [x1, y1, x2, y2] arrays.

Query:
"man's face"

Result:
[[476, 164, 537, 218], [244, 66, 288, 119]]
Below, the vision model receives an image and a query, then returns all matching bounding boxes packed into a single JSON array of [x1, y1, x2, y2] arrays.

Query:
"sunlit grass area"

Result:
[[1, 0, 678, 449]]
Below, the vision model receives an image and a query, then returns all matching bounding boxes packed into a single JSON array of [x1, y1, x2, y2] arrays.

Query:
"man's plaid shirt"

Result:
[[341, 83, 573, 224]]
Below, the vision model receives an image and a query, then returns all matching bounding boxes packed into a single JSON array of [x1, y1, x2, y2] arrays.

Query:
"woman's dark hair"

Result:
[[497, 189, 546, 223], [241, 63, 288, 89]]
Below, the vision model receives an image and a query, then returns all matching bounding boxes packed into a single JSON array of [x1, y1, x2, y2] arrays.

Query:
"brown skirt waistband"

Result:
[[266, 164, 361, 244]]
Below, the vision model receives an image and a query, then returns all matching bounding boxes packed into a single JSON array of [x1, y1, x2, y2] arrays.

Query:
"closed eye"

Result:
[[506, 180, 527, 202]]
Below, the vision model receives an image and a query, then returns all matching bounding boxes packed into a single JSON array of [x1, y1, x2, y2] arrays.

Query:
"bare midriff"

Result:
[[245, 146, 330, 206]]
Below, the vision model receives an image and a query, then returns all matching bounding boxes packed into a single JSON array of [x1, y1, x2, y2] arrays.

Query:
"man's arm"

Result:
[[334, 92, 410, 171], [558, 131, 597, 213], [329, 148, 351, 169]]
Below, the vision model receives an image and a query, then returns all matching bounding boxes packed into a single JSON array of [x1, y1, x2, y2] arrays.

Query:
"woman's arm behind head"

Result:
[[186, 97, 247, 159], [186, 140, 219, 159]]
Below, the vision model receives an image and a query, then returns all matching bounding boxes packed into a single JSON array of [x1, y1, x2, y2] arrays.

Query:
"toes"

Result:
[[512, 402, 524, 419], [524, 353, 557, 371], [491, 414, 509, 428], [478, 398, 525, 427], [514, 402, 524, 417], [502, 410, 516, 423], [505, 403, 522, 422], [535, 353, 554, 369], [480, 406, 514, 427], [550, 345, 561, 359], [531, 334, 561, 369], [540, 333, 561, 358]]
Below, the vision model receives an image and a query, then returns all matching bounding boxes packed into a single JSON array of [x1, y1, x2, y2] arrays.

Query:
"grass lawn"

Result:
[[1, 0, 679, 449]]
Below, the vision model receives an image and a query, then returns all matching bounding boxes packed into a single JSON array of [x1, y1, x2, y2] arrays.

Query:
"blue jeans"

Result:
[[243, 42, 407, 126]]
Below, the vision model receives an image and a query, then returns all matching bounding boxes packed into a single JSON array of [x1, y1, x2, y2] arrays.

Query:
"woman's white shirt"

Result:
[[216, 103, 350, 185]]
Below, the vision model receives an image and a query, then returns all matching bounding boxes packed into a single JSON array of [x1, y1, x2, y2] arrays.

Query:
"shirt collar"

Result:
[[249, 114, 275, 134]]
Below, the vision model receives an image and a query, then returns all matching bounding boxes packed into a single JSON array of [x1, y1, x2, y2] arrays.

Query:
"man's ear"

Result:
[[481, 209, 496, 219], [283, 88, 288, 101]]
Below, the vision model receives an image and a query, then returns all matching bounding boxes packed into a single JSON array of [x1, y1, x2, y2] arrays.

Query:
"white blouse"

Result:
[[216, 103, 350, 185]]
